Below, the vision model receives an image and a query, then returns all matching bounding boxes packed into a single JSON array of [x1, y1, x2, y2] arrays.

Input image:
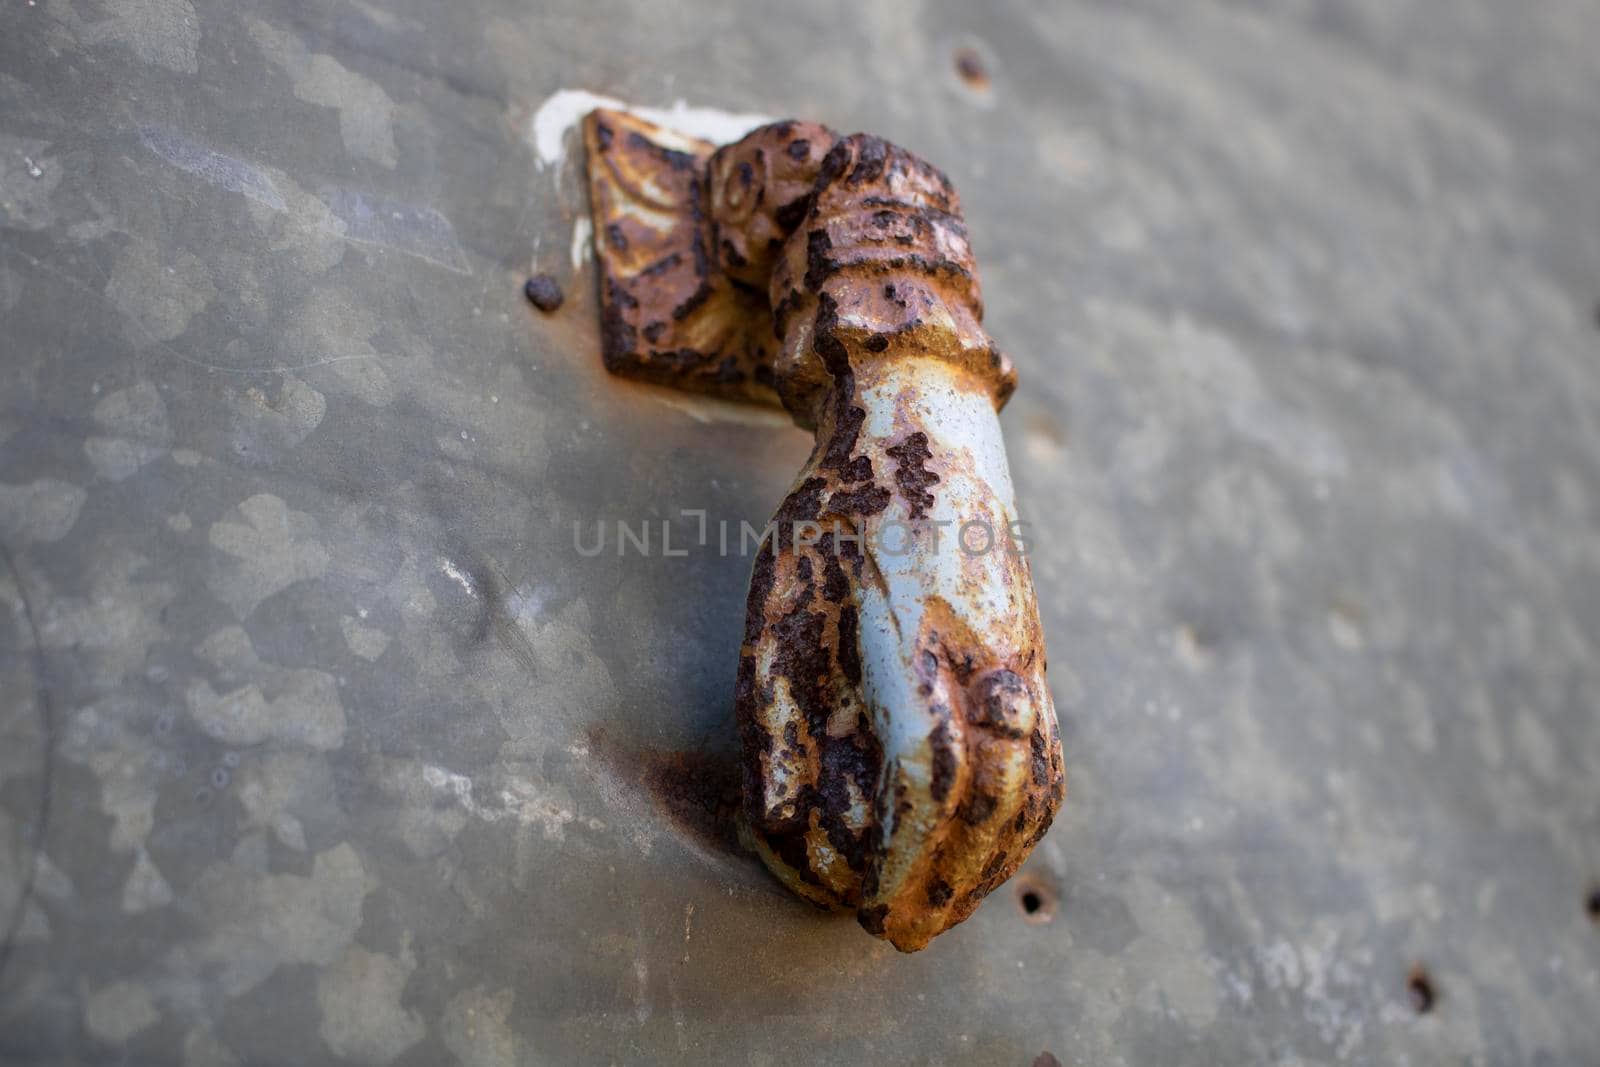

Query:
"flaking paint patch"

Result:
[[246, 17, 398, 168], [166, 841, 372, 998], [0, 478, 87, 542], [122, 849, 174, 913], [35, 550, 174, 680], [316, 943, 426, 1064], [568, 213, 592, 269], [105, 241, 216, 344], [61, 703, 162, 855], [85, 381, 173, 482], [84, 979, 161, 1045], [82, 0, 200, 74], [441, 986, 522, 1067], [236, 749, 337, 852], [530, 89, 773, 170], [186, 626, 346, 749], [340, 615, 391, 660], [227, 376, 326, 462], [206, 493, 331, 618], [0, 133, 63, 231]]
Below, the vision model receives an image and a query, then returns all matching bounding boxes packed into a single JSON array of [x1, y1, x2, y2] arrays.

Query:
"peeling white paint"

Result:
[[529, 89, 774, 171]]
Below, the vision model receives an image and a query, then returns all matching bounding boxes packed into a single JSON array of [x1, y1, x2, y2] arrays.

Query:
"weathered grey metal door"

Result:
[[3, 1, 1599, 1063]]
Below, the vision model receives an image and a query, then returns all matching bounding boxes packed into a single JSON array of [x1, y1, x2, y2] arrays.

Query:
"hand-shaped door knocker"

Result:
[[583, 109, 1064, 951]]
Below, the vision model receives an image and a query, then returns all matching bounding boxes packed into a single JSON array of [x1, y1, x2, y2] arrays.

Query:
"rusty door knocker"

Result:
[[584, 108, 1064, 951]]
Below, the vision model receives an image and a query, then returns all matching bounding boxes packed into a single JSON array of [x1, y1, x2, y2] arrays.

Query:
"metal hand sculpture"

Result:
[[584, 109, 1065, 951]]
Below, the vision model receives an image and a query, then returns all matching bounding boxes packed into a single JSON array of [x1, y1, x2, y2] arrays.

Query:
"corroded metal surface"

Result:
[[587, 111, 1062, 950]]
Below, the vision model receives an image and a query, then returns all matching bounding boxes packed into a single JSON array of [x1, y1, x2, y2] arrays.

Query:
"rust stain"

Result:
[[586, 726, 745, 858]]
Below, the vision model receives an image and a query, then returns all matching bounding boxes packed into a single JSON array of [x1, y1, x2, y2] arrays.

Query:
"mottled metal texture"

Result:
[[3, 0, 1600, 1064], [588, 110, 1062, 950]]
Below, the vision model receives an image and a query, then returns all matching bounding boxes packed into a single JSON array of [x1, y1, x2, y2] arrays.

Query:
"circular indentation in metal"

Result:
[[1407, 964, 1437, 1014], [954, 46, 990, 92]]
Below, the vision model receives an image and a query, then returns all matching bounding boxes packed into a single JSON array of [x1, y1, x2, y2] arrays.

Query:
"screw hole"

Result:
[[1013, 874, 1056, 924], [1407, 964, 1436, 1015]]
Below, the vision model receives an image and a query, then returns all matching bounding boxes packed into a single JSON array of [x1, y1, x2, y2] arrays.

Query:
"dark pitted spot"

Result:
[[954, 47, 990, 91], [641, 251, 683, 277], [604, 223, 628, 251], [929, 719, 957, 802], [812, 293, 850, 374], [959, 790, 997, 825], [787, 138, 812, 161], [598, 286, 633, 369], [837, 604, 862, 686], [819, 541, 851, 602], [826, 484, 892, 518], [642, 322, 666, 344], [816, 141, 852, 190], [1030, 728, 1050, 785], [771, 289, 803, 339], [627, 130, 695, 171], [840, 455, 874, 483], [820, 396, 866, 473], [847, 136, 889, 186], [885, 431, 939, 519], [857, 904, 888, 936], [736, 159, 754, 187], [980, 851, 1008, 881], [773, 477, 827, 549], [595, 122, 613, 149], [774, 194, 814, 234], [864, 334, 889, 353], [804, 228, 836, 292], [1407, 965, 1437, 1014], [743, 548, 778, 638], [969, 669, 1030, 739], [523, 273, 564, 312], [927, 878, 953, 907]]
